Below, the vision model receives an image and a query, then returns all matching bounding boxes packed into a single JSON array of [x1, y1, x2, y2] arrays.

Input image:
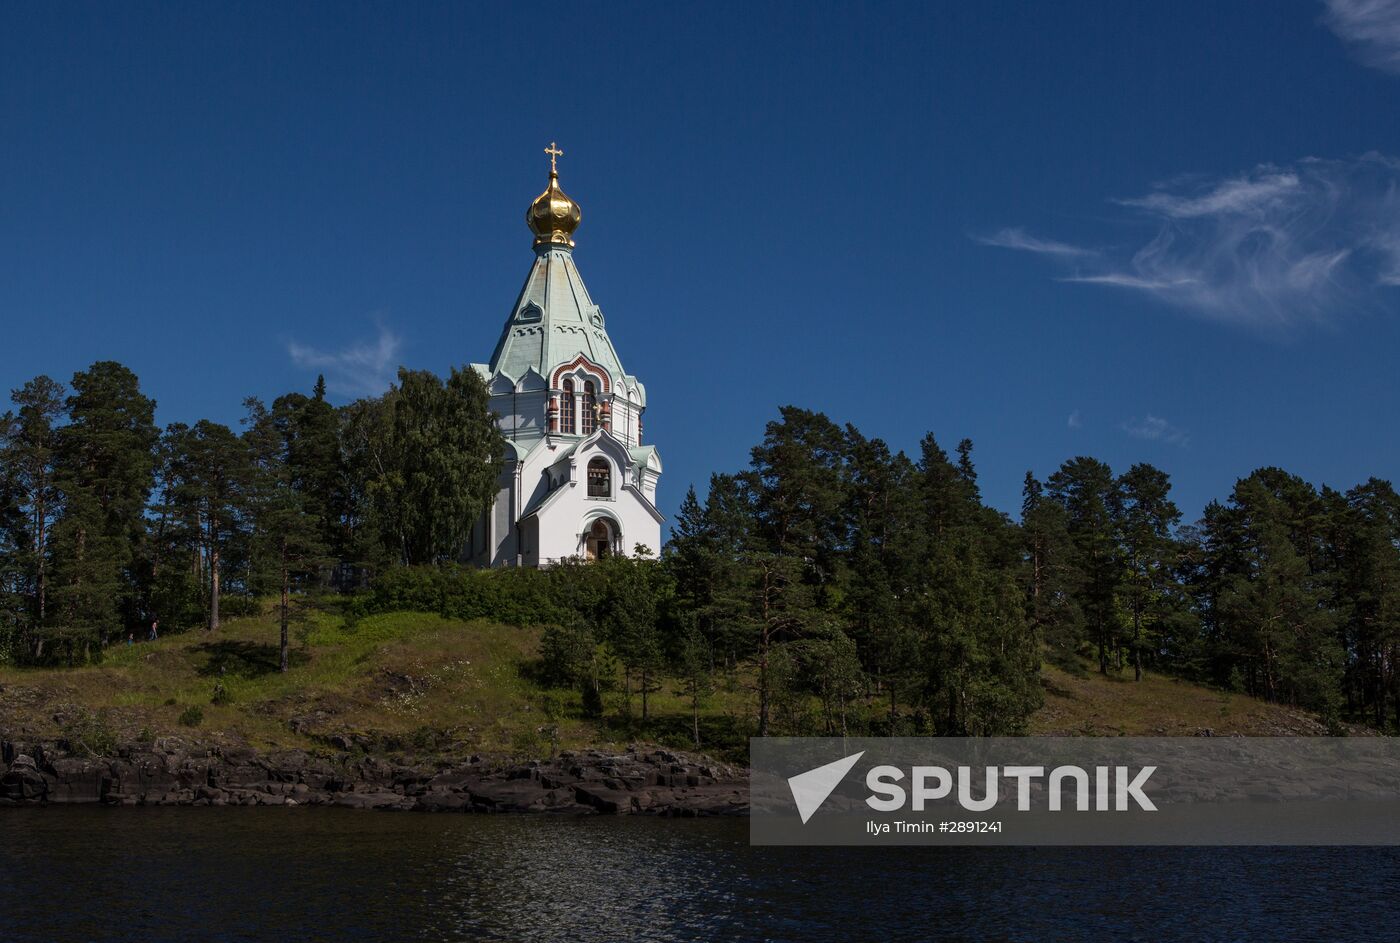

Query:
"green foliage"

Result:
[[59, 708, 118, 756], [675, 624, 716, 747], [177, 705, 204, 727], [4, 354, 1397, 736], [345, 367, 504, 567], [666, 412, 1042, 738], [1202, 472, 1343, 715], [49, 362, 159, 655], [1047, 456, 1122, 674], [351, 565, 564, 625]]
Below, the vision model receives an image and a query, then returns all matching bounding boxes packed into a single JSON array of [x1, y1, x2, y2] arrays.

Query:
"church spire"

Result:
[[526, 141, 582, 249]]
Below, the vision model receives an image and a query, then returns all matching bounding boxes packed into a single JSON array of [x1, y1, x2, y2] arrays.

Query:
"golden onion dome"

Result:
[[527, 142, 582, 248]]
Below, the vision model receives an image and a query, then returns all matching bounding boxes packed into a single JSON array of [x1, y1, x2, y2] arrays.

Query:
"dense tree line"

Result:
[[0, 362, 503, 668], [5, 364, 1398, 735], [660, 408, 1041, 737], [1021, 461, 1400, 730], [652, 409, 1400, 735]]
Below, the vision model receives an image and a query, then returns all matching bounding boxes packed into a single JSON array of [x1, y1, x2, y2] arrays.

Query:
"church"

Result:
[[466, 146, 663, 567]]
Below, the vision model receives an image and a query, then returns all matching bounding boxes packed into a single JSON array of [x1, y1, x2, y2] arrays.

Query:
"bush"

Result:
[[60, 709, 118, 757], [178, 705, 204, 727], [349, 565, 567, 626]]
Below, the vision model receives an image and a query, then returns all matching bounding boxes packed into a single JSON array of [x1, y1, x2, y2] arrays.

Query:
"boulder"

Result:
[[1, 763, 51, 802]]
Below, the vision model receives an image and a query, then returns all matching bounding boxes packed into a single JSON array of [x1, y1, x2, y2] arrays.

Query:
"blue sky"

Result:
[[4, 1, 1400, 529]]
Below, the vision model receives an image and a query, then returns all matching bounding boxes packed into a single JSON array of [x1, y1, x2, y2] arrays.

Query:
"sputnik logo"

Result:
[[787, 751, 865, 824]]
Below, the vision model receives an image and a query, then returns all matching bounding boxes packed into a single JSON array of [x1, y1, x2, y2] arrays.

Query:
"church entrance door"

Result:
[[586, 519, 613, 561]]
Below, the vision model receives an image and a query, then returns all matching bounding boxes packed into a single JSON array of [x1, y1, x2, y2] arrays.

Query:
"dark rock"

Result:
[[334, 791, 409, 811], [1, 763, 50, 802], [416, 791, 471, 813], [0, 738, 750, 816], [574, 783, 629, 814]]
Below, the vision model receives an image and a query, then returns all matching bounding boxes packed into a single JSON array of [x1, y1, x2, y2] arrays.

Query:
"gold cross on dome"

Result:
[[544, 142, 563, 174]]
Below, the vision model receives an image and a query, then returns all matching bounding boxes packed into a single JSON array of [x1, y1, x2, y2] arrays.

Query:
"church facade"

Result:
[[466, 148, 663, 567]]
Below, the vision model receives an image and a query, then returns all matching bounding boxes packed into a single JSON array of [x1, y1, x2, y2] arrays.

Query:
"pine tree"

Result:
[[1047, 457, 1121, 673], [840, 426, 919, 729], [0, 376, 66, 657], [743, 550, 831, 736], [50, 362, 157, 657], [911, 531, 1040, 734], [915, 433, 978, 541], [1204, 473, 1342, 714], [0, 415, 29, 661], [1020, 471, 1082, 659], [676, 624, 715, 747], [591, 554, 671, 722], [141, 423, 204, 636], [1116, 463, 1183, 681], [284, 375, 344, 568], [1334, 479, 1400, 728], [663, 474, 755, 677], [745, 406, 847, 583], [170, 420, 249, 632], [243, 398, 328, 671]]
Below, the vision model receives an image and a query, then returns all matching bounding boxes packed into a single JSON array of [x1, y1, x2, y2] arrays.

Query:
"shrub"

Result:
[[349, 565, 568, 626], [60, 709, 118, 757], [178, 705, 204, 727]]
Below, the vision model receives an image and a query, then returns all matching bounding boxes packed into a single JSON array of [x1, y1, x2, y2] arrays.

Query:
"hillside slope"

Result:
[[1032, 659, 1353, 736], [0, 611, 1360, 763], [0, 609, 752, 760]]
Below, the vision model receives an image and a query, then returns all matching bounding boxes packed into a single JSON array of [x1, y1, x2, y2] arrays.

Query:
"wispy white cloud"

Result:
[[1117, 171, 1301, 219], [978, 154, 1400, 331], [1067, 410, 1082, 430], [1060, 272, 1197, 291], [1122, 415, 1189, 447], [287, 321, 402, 398], [1323, 0, 1400, 74], [973, 227, 1099, 259]]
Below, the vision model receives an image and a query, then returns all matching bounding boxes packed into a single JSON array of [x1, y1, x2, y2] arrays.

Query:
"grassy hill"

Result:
[[0, 609, 1357, 763], [0, 608, 755, 761], [1032, 659, 1352, 736]]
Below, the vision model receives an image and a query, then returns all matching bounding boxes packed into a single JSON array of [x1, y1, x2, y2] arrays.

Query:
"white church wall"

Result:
[[490, 477, 517, 566], [490, 390, 548, 442], [532, 481, 661, 564]]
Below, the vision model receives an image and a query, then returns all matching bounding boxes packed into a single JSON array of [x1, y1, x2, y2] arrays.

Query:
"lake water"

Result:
[[3, 808, 1398, 941]]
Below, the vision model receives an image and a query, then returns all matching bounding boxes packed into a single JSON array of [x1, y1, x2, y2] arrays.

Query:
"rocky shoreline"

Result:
[[0, 739, 749, 816]]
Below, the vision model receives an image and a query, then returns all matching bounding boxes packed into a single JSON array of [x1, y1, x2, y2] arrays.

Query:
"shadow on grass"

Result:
[[599, 712, 752, 764], [194, 640, 309, 679], [1044, 646, 1091, 676]]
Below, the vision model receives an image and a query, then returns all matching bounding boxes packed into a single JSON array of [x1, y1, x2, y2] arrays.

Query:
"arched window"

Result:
[[587, 458, 611, 497], [581, 380, 597, 434], [560, 379, 575, 434], [587, 519, 613, 560]]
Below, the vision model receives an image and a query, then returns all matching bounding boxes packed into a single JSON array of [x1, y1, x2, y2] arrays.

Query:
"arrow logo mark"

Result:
[[787, 751, 865, 824]]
